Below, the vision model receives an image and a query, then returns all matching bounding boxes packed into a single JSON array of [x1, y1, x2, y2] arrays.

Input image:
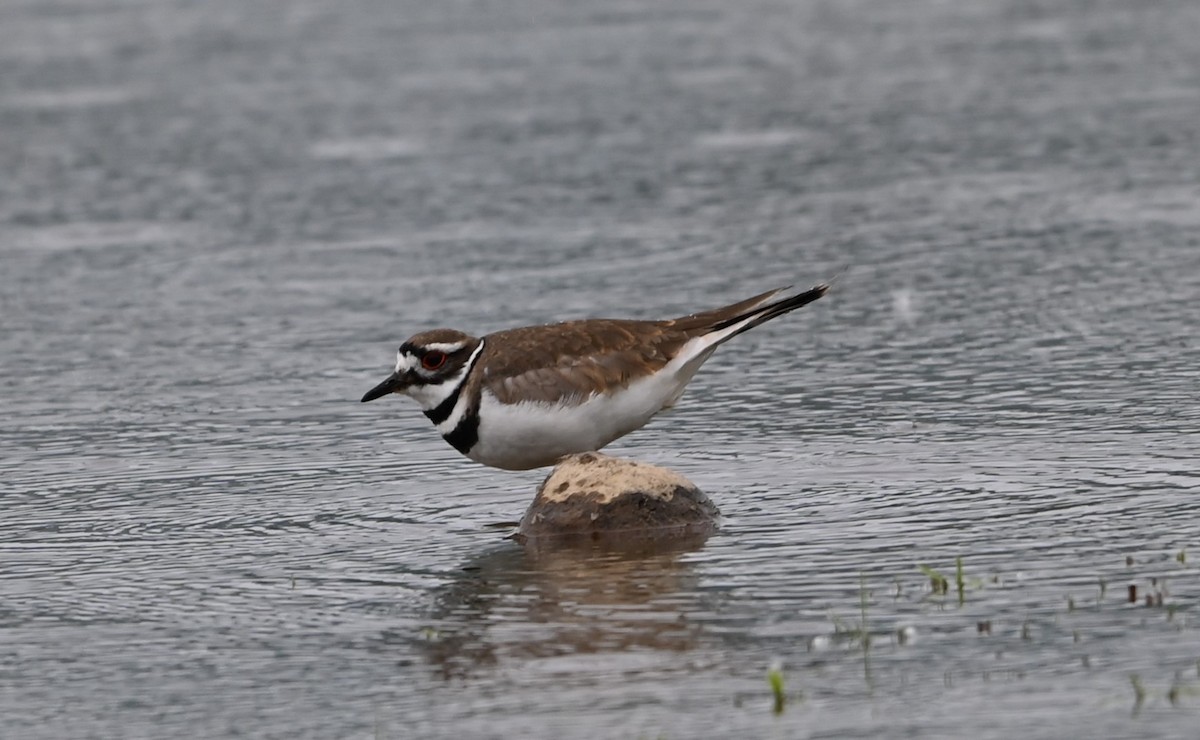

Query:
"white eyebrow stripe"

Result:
[[422, 341, 468, 354]]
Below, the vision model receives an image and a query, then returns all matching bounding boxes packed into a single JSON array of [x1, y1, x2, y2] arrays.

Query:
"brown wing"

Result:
[[473, 284, 822, 406], [476, 320, 689, 405]]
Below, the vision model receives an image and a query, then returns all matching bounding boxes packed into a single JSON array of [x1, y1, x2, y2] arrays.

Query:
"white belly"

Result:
[[468, 372, 683, 470]]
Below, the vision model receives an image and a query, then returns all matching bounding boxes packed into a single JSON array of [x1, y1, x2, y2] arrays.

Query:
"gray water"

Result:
[[2, 0, 1199, 738]]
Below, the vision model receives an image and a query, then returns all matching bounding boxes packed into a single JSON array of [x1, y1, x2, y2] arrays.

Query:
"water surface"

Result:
[[2, 0, 1198, 738]]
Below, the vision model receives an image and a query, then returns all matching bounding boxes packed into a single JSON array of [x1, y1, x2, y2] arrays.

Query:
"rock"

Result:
[[516, 452, 719, 546]]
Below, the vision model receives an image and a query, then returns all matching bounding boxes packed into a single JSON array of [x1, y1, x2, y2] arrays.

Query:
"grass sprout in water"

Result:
[[918, 557, 984, 606], [1130, 674, 1147, 716], [824, 574, 873, 650], [767, 660, 785, 715]]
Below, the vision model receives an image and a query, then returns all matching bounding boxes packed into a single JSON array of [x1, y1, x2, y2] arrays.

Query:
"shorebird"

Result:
[[361, 283, 828, 469]]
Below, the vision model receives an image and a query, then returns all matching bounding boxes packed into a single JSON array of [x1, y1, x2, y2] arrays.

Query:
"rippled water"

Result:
[[3, 0, 1199, 738]]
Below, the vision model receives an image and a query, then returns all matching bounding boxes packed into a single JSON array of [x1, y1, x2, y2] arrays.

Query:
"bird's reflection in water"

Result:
[[419, 533, 712, 680]]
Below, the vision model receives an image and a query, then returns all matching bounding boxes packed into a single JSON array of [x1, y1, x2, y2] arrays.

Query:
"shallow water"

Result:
[[2, 0, 1199, 738]]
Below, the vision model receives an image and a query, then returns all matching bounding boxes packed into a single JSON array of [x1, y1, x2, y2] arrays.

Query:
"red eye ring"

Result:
[[421, 351, 447, 371]]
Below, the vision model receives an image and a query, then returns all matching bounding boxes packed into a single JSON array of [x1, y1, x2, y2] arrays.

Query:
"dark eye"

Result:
[[421, 351, 447, 371]]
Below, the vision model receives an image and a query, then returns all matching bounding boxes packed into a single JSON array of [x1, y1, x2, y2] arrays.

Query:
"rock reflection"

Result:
[[419, 533, 711, 680]]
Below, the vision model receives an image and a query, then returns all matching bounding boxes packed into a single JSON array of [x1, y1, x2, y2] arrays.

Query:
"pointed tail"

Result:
[[711, 282, 829, 337]]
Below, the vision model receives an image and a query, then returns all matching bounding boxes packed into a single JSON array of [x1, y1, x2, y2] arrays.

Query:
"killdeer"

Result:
[[361, 282, 828, 470]]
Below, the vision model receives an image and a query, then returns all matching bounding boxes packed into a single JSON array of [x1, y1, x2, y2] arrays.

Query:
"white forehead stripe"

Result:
[[393, 352, 417, 374]]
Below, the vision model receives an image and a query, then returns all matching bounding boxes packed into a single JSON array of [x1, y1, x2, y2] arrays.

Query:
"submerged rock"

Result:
[[516, 452, 719, 546]]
